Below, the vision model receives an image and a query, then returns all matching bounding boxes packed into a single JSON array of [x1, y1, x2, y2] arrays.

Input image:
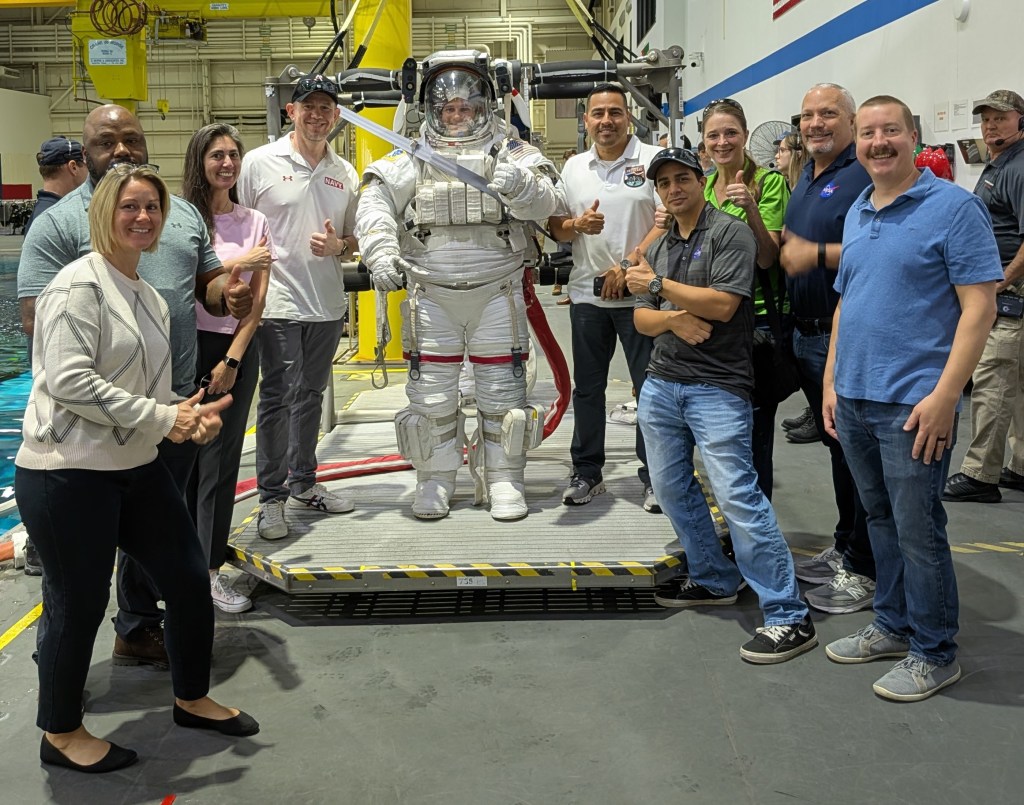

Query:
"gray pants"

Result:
[[256, 318, 344, 503]]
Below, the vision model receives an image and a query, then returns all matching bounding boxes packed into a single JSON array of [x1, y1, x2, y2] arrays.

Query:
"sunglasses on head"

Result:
[[106, 162, 160, 176], [295, 76, 339, 96], [702, 97, 744, 120]]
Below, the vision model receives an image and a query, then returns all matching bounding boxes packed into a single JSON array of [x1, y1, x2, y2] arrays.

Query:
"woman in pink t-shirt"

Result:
[[182, 123, 273, 613]]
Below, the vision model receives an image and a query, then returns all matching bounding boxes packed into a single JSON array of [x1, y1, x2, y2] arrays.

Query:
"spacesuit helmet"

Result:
[[424, 68, 491, 142]]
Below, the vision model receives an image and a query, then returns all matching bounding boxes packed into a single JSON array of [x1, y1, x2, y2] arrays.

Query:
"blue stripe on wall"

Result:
[[684, 0, 940, 116]]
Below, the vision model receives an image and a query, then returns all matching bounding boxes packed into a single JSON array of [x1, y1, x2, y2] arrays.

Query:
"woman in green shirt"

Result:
[[701, 99, 791, 500]]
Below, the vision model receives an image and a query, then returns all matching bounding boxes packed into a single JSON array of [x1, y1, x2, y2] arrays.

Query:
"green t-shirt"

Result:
[[704, 165, 790, 316]]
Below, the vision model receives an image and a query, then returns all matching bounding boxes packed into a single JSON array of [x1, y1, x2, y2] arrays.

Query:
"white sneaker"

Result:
[[258, 500, 289, 540], [210, 572, 252, 613], [288, 482, 355, 514], [608, 402, 638, 426], [412, 479, 453, 519], [489, 481, 528, 521]]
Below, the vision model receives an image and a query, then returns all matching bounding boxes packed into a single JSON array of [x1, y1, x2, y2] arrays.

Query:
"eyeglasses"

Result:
[[702, 97, 744, 120], [655, 146, 701, 170], [295, 76, 339, 97]]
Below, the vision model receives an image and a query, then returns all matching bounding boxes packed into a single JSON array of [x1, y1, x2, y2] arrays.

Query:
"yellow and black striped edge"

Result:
[[226, 510, 688, 589], [226, 545, 688, 585]]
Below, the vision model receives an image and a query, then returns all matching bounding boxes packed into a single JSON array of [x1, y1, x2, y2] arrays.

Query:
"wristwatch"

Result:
[[339, 240, 350, 258], [648, 275, 664, 296], [224, 355, 241, 369], [619, 259, 633, 272]]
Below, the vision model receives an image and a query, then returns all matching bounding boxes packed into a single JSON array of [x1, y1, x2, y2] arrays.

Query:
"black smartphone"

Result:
[[593, 276, 632, 297], [996, 292, 1024, 319]]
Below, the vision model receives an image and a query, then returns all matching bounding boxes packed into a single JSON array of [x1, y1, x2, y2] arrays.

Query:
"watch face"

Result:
[[648, 276, 663, 295], [619, 259, 632, 271]]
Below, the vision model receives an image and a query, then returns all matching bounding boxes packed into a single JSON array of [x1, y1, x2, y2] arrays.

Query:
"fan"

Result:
[[748, 120, 794, 170]]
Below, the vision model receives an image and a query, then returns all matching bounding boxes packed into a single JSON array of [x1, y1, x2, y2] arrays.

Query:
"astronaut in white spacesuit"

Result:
[[355, 50, 558, 521]]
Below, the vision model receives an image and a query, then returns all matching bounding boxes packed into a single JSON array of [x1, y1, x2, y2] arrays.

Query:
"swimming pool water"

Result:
[[0, 254, 27, 531]]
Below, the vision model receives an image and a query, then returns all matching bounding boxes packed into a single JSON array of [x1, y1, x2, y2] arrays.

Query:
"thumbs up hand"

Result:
[[168, 388, 205, 443], [310, 218, 344, 257], [572, 198, 605, 235], [238, 236, 272, 272], [725, 170, 754, 211], [222, 263, 253, 320], [191, 392, 234, 445]]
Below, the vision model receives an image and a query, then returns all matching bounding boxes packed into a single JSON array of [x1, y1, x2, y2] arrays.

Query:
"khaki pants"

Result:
[[961, 312, 1024, 483]]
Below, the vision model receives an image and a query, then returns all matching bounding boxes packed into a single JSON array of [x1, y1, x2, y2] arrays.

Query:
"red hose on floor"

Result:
[[232, 268, 572, 502], [522, 268, 571, 438]]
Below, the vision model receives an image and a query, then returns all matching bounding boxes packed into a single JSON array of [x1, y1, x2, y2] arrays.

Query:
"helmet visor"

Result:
[[426, 69, 490, 140]]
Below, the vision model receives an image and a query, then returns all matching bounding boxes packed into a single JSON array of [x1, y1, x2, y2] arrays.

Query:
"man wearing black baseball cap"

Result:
[[18, 136, 87, 576], [237, 72, 360, 538], [23, 136, 86, 239], [623, 147, 816, 664], [944, 89, 1024, 503]]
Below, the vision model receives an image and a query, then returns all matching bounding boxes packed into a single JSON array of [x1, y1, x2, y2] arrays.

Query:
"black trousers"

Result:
[[569, 302, 653, 487], [16, 461, 213, 733], [187, 329, 260, 569]]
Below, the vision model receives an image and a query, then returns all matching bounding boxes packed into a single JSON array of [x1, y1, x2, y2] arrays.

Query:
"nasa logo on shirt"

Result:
[[820, 181, 838, 198], [692, 246, 702, 259], [624, 165, 646, 188]]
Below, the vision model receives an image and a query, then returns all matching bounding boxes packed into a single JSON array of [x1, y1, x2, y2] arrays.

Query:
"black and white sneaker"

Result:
[[561, 474, 605, 505], [654, 576, 745, 608], [740, 615, 818, 664]]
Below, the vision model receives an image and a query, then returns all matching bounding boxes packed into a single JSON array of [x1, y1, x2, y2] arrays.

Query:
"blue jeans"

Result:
[[834, 397, 959, 665], [638, 377, 808, 625], [569, 302, 652, 485], [793, 330, 874, 579]]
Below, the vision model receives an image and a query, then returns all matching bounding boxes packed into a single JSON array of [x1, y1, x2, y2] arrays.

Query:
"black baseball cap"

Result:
[[646, 147, 702, 180], [37, 136, 84, 167], [292, 74, 339, 104]]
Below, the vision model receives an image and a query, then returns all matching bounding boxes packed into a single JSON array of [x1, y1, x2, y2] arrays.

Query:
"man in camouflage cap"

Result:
[[944, 90, 1024, 503]]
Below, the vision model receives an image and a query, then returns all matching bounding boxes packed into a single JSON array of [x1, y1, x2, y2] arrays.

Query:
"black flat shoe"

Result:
[[40, 735, 138, 774], [173, 703, 260, 736]]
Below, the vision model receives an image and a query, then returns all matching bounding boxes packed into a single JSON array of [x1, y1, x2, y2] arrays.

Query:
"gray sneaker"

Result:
[[806, 568, 876, 614], [794, 546, 842, 584], [562, 475, 606, 505], [872, 656, 962, 702], [825, 623, 910, 664]]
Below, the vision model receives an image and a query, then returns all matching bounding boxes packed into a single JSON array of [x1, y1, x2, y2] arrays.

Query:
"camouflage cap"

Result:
[[972, 90, 1024, 115]]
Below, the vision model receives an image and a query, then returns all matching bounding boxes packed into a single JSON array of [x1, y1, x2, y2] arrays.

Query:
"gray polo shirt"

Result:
[[17, 179, 222, 398], [635, 203, 758, 401], [974, 138, 1024, 275]]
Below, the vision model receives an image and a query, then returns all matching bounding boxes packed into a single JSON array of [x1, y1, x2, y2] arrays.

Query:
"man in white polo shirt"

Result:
[[549, 83, 669, 512], [237, 74, 359, 540]]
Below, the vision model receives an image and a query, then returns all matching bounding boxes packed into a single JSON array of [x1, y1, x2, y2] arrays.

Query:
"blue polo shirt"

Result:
[[784, 142, 871, 318], [834, 169, 1003, 406]]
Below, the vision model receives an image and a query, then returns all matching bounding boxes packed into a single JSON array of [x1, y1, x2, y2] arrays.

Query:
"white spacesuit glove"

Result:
[[487, 162, 533, 200], [366, 250, 410, 292]]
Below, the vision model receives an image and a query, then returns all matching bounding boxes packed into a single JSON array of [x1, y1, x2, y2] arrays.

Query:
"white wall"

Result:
[[639, 0, 1013, 190], [0, 88, 55, 197]]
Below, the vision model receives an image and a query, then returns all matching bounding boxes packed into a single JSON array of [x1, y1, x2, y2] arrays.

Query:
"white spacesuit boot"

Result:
[[475, 359, 533, 521], [412, 470, 457, 519]]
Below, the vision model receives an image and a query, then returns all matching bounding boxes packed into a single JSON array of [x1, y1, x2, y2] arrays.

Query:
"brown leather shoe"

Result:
[[112, 625, 169, 670]]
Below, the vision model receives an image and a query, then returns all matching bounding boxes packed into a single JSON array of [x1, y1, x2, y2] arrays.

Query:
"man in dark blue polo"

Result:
[[780, 83, 875, 615]]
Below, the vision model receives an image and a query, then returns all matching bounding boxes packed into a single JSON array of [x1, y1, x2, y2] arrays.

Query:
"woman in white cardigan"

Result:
[[15, 164, 258, 774]]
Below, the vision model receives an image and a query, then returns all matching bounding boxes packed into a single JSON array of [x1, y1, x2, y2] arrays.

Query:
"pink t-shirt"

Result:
[[195, 204, 276, 334]]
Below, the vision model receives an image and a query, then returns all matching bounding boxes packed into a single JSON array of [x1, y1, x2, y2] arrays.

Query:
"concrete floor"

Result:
[[1, 289, 1023, 804]]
